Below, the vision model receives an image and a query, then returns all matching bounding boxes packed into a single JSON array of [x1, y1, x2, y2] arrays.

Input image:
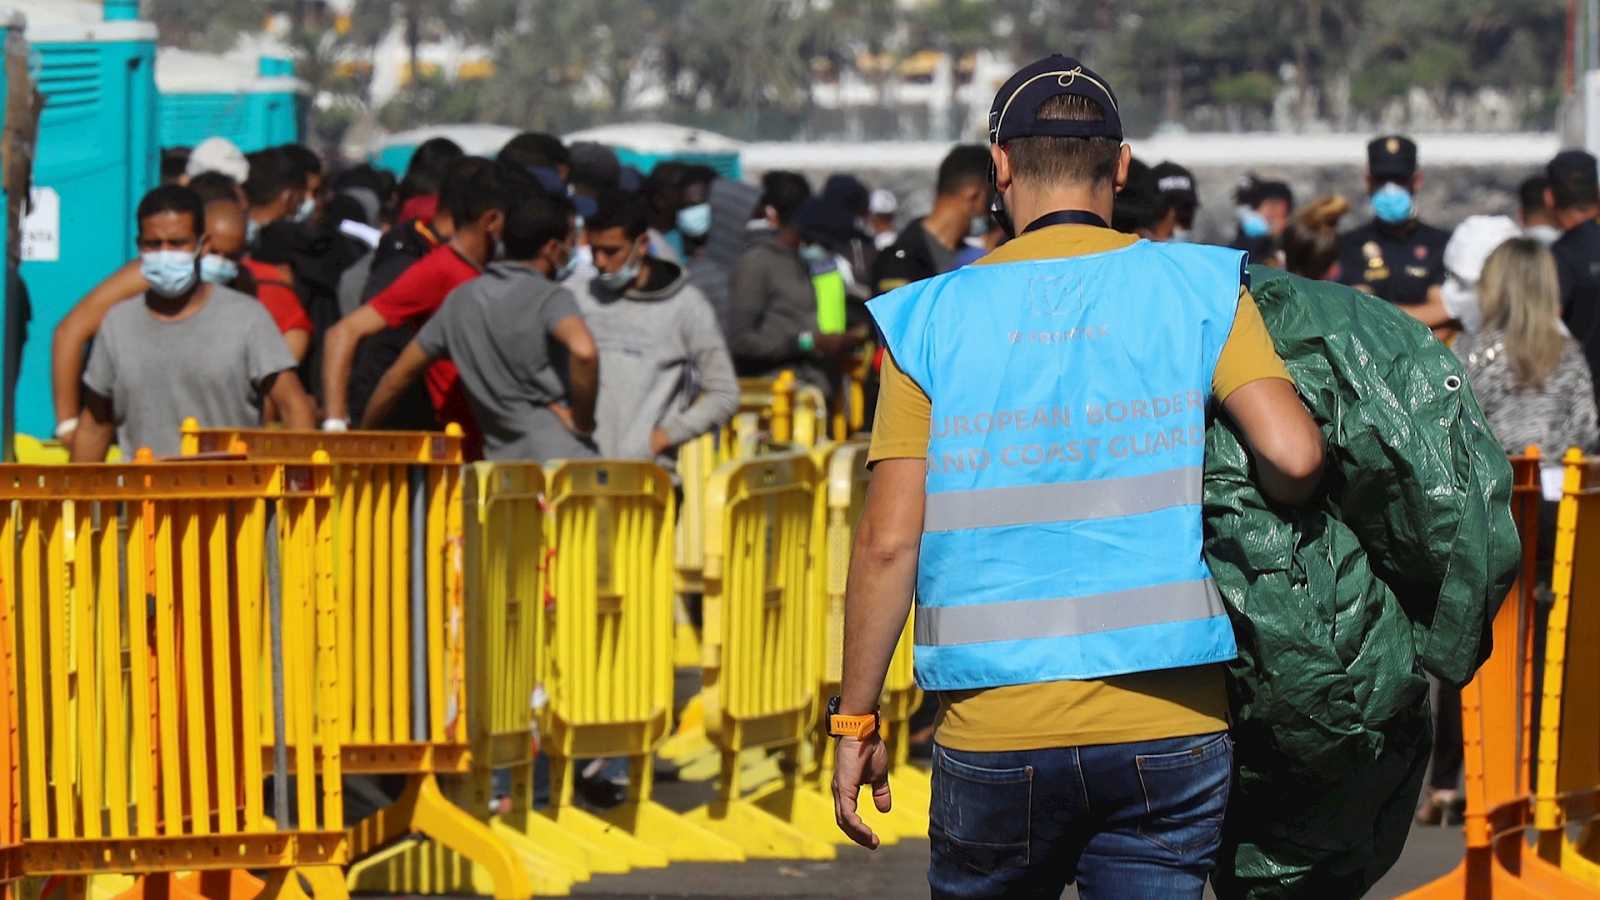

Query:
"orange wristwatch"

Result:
[[826, 696, 879, 740]]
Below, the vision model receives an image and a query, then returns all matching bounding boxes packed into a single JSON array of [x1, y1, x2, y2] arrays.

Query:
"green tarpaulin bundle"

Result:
[[1205, 267, 1520, 899]]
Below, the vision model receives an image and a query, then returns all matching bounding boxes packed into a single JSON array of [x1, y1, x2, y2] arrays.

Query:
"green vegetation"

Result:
[[141, 0, 1569, 141]]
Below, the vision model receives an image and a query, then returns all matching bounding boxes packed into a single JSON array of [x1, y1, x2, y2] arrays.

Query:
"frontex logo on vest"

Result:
[[866, 240, 1249, 691]]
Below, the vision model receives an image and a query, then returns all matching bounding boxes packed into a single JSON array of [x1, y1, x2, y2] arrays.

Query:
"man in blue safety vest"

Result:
[[828, 56, 1326, 899]]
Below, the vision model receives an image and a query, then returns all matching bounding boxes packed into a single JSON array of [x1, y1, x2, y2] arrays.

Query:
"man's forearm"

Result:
[[839, 527, 918, 715], [569, 357, 599, 433], [70, 414, 113, 463], [321, 325, 357, 420], [361, 367, 412, 429]]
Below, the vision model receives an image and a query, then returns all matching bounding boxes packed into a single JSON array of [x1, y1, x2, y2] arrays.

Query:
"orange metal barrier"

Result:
[[1405, 449, 1593, 898], [684, 451, 837, 859], [0, 460, 347, 899], [1531, 450, 1600, 887], [179, 423, 540, 899]]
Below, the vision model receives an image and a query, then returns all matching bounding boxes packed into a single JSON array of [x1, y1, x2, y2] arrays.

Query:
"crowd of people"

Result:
[[46, 50, 1587, 890], [64, 124, 1600, 482], [52, 111, 1600, 851]]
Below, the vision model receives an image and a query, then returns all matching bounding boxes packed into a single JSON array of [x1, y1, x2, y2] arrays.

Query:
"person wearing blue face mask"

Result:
[[70, 185, 316, 461], [1229, 175, 1293, 262], [1336, 135, 1452, 309]]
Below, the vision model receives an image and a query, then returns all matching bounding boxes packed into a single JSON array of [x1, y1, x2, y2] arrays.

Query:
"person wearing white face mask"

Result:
[[71, 185, 315, 461], [50, 190, 313, 453], [567, 189, 738, 465], [1336, 135, 1452, 312]]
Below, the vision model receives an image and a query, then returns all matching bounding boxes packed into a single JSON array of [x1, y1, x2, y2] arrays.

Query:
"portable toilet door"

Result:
[[13, 0, 157, 443], [253, 56, 306, 147]]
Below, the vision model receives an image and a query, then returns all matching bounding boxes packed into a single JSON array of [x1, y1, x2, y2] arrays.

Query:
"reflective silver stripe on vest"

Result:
[[923, 467, 1201, 533], [915, 578, 1225, 647]]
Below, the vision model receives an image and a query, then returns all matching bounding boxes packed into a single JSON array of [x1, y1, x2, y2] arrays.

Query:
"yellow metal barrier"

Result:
[[0, 461, 347, 899], [802, 443, 927, 846], [684, 452, 837, 859], [540, 460, 744, 865], [178, 423, 544, 899], [1533, 450, 1600, 887]]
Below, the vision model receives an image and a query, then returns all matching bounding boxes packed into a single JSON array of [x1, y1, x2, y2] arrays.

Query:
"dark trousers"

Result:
[[928, 732, 1232, 899]]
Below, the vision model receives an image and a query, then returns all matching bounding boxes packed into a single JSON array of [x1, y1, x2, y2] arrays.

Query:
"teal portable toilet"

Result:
[[371, 123, 519, 176], [158, 49, 307, 153], [563, 123, 744, 181], [13, 0, 157, 442]]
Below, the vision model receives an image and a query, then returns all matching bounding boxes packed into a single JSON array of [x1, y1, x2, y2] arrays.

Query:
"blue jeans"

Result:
[[928, 731, 1232, 899]]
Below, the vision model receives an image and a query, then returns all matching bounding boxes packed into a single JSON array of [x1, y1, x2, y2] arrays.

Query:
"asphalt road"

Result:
[[561, 765, 1466, 899]]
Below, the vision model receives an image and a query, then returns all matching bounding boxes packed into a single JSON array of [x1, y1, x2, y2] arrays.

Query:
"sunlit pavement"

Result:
[[563, 778, 1465, 899]]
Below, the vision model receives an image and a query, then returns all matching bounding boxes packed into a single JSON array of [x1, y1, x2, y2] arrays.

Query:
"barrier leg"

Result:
[[542, 756, 669, 869], [590, 756, 745, 862], [345, 773, 546, 899], [178, 871, 265, 900], [684, 749, 837, 860], [260, 866, 348, 900]]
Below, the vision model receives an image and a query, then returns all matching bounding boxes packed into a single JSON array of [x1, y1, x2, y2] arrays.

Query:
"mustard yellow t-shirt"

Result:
[[868, 224, 1292, 752]]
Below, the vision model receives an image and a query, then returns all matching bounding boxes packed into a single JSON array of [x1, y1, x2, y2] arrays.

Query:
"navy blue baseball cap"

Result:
[[988, 55, 1122, 145]]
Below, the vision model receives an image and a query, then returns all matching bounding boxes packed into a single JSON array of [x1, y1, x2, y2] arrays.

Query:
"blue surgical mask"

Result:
[[1237, 207, 1270, 239], [1170, 227, 1193, 243], [968, 214, 991, 238], [245, 217, 260, 246], [292, 196, 316, 223], [596, 246, 642, 292], [676, 203, 712, 239], [799, 244, 830, 264], [1370, 182, 1414, 225], [200, 253, 238, 285], [141, 249, 198, 298]]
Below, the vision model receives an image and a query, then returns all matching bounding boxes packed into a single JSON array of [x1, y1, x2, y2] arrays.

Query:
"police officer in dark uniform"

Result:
[[1336, 135, 1451, 306]]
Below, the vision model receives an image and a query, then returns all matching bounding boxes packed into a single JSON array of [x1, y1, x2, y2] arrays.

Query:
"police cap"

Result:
[[1368, 135, 1418, 181]]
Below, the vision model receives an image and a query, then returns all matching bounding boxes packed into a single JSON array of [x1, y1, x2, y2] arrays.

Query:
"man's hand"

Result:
[[649, 427, 673, 456], [832, 734, 891, 850]]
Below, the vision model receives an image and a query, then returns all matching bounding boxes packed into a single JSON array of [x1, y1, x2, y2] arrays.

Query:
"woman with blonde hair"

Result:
[[1458, 237, 1600, 458]]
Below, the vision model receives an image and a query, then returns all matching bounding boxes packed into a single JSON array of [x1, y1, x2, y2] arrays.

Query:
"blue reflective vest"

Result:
[[868, 239, 1244, 691]]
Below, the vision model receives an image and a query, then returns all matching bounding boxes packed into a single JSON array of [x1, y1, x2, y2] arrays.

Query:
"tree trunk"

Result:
[[1164, 56, 1181, 124]]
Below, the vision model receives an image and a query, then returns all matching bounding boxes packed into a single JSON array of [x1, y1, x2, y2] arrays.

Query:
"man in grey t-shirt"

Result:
[[74, 185, 316, 460], [361, 192, 600, 462]]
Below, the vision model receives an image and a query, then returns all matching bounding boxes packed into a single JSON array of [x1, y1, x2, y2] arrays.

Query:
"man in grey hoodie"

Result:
[[727, 171, 863, 392], [568, 189, 739, 464]]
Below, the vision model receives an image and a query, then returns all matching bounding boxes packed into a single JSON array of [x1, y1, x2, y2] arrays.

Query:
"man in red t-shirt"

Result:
[[241, 257, 313, 359], [321, 157, 523, 459]]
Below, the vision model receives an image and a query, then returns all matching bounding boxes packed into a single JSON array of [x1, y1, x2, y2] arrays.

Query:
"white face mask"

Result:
[[1170, 227, 1193, 243], [596, 243, 642, 292], [1526, 223, 1563, 247], [141, 249, 199, 298]]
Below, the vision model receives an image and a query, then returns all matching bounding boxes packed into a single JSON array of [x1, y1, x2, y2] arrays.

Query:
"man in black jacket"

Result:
[[869, 145, 992, 295]]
